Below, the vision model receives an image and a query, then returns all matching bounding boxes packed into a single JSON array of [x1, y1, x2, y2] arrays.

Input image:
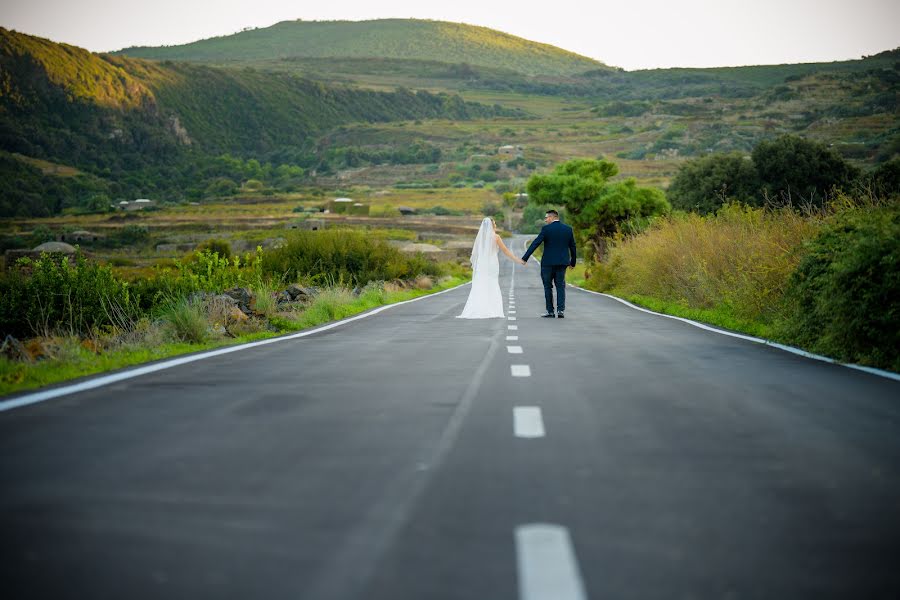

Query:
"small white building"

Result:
[[119, 199, 156, 211]]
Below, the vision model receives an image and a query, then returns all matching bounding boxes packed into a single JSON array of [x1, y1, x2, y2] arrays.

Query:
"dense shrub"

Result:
[[866, 157, 900, 197], [667, 152, 760, 213], [752, 135, 860, 203], [132, 249, 261, 308], [667, 135, 865, 214], [779, 201, 900, 370], [261, 230, 441, 285], [0, 253, 137, 338], [195, 238, 233, 260]]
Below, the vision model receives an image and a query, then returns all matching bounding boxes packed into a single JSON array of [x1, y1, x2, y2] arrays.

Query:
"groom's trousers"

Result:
[[540, 264, 567, 313]]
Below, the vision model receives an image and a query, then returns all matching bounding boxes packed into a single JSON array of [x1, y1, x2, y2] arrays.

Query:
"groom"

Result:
[[521, 209, 577, 318]]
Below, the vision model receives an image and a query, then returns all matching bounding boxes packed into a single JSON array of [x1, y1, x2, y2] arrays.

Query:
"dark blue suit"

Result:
[[521, 220, 577, 314]]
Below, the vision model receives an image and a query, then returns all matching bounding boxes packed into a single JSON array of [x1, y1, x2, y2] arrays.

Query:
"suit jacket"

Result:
[[522, 220, 577, 266]]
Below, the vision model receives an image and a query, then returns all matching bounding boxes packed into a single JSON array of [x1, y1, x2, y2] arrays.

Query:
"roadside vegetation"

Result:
[[0, 231, 468, 396], [555, 145, 899, 372]]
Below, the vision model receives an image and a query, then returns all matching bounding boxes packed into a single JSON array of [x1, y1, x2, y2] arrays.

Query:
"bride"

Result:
[[458, 217, 526, 319]]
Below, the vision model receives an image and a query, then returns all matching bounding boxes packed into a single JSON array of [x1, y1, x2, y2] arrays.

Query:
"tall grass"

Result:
[[159, 297, 208, 344], [590, 203, 818, 324], [586, 196, 899, 370]]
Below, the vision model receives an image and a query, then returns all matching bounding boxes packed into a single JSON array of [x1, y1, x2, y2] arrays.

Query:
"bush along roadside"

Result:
[[576, 195, 899, 373], [0, 231, 470, 396]]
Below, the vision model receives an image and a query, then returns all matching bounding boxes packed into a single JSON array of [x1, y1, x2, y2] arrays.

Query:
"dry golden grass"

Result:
[[599, 204, 820, 322]]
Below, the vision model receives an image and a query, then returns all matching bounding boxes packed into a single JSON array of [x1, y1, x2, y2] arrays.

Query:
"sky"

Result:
[[2, 0, 898, 71]]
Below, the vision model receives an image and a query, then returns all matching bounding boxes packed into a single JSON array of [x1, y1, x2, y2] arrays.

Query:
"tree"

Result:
[[752, 135, 860, 204], [867, 157, 900, 197], [667, 152, 760, 213], [527, 159, 669, 261]]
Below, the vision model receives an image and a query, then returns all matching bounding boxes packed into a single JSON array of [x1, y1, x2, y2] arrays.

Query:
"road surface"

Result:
[[2, 235, 899, 599]]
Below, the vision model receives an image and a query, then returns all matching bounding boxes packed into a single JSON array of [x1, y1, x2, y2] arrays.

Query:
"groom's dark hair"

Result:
[[545, 209, 559, 217]]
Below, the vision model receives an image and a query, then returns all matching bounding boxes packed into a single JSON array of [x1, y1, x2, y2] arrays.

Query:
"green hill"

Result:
[[115, 18, 611, 76], [0, 28, 524, 217]]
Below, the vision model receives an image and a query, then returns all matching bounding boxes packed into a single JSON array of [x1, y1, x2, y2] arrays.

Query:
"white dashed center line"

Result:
[[513, 406, 545, 438], [507, 346, 523, 354], [515, 524, 587, 600], [508, 325, 518, 331], [506, 336, 519, 341], [511, 365, 531, 377]]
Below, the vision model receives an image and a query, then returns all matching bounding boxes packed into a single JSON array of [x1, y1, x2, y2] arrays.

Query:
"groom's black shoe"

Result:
[[557, 311, 565, 319], [541, 312, 556, 318]]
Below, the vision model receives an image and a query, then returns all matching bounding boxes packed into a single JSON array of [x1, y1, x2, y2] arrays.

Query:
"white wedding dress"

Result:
[[457, 218, 504, 319]]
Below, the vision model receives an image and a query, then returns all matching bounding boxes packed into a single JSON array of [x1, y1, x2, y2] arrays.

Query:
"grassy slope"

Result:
[[0, 27, 154, 109], [115, 18, 610, 76], [0, 28, 524, 162]]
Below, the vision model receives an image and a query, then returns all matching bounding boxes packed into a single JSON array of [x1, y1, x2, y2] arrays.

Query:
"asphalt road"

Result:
[[2, 234, 899, 599]]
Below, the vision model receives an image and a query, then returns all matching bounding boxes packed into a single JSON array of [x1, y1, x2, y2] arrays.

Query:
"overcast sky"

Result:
[[2, 0, 898, 70]]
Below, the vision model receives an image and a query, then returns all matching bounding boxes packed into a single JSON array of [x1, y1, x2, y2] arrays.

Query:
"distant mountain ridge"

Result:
[[115, 18, 612, 76]]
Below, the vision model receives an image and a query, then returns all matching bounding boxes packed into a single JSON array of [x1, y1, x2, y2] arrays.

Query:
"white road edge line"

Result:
[[513, 406, 546, 438], [0, 281, 474, 412], [572, 284, 900, 383], [516, 524, 587, 600]]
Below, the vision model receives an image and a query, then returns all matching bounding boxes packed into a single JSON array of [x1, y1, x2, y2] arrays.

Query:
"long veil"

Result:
[[458, 217, 503, 318], [470, 218, 497, 272]]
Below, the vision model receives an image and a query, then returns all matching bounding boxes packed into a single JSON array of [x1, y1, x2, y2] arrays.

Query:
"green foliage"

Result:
[[204, 177, 239, 197], [481, 201, 501, 216], [527, 159, 669, 260], [159, 297, 208, 343], [669, 136, 868, 214], [780, 201, 900, 371], [592, 101, 652, 117], [133, 249, 262, 307], [866, 157, 900, 197], [261, 230, 441, 285], [1, 276, 466, 396], [116, 225, 150, 245], [322, 142, 443, 168], [419, 205, 464, 216], [598, 181, 671, 236], [181, 249, 262, 293], [527, 159, 617, 214], [250, 280, 278, 318], [667, 152, 761, 213], [0, 253, 137, 338], [517, 203, 556, 234], [0, 153, 113, 218], [28, 225, 55, 246], [195, 238, 233, 260], [752, 134, 860, 203]]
